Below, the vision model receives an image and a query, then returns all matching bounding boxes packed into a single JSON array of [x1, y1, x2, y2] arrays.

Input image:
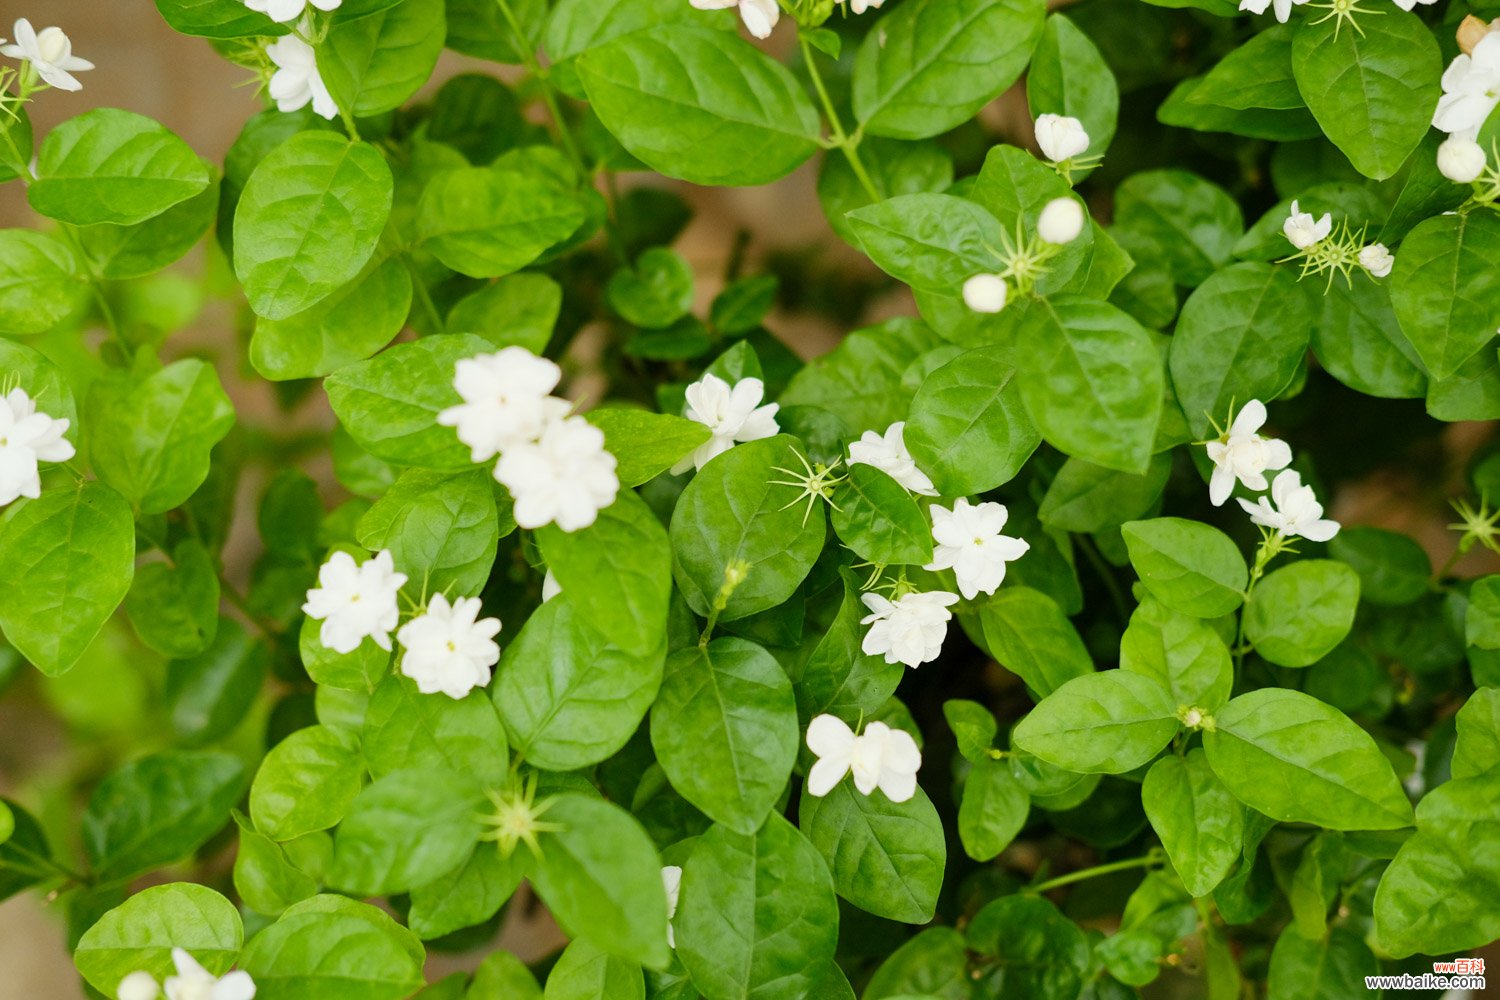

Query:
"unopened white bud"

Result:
[[1037, 198, 1086, 245], [117, 971, 160, 1000], [961, 274, 1008, 314], [1437, 137, 1487, 184], [1359, 243, 1394, 278]]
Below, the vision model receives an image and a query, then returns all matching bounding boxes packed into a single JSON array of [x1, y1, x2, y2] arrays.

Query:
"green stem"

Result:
[[1075, 533, 1129, 628], [405, 257, 444, 333], [53, 224, 131, 358], [1234, 532, 1285, 673], [1027, 852, 1162, 894], [798, 33, 881, 205]]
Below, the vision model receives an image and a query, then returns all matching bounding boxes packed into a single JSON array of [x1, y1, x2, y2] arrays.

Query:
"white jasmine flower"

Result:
[[1238, 0, 1308, 23], [662, 866, 682, 948], [805, 714, 922, 803], [1390, 0, 1437, 10], [860, 590, 959, 668], [1, 20, 93, 92], [672, 372, 780, 474], [396, 594, 501, 700], [264, 35, 337, 120], [1433, 33, 1500, 138], [0, 387, 76, 508], [1437, 136, 1488, 183], [1237, 469, 1341, 542], [962, 274, 1008, 313], [848, 422, 937, 497], [163, 949, 255, 1000], [495, 414, 619, 532], [1034, 114, 1090, 162], [849, 0, 885, 11], [1359, 243, 1394, 278], [1283, 200, 1332, 250], [244, 0, 342, 23], [118, 972, 160, 1000], [689, 0, 779, 39], [1204, 399, 1293, 507], [1037, 197, 1085, 245], [438, 347, 566, 463], [542, 569, 562, 602], [302, 550, 407, 655], [924, 499, 1030, 600]]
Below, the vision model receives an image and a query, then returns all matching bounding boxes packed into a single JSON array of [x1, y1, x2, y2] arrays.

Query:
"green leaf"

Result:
[[363, 674, 510, 785], [669, 435, 826, 622], [905, 345, 1040, 495], [0, 230, 86, 335], [124, 539, 219, 659], [0, 481, 136, 676], [649, 638, 797, 834], [1168, 262, 1312, 438], [326, 333, 492, 468], [537, 489, 670, 654], [545, 0, 698, 70], [319, 0, 445, 116], [797, 570, 905, 721], [250, 255, 411, 381], [676, 814, 839, 999], [1203, 688, 1414, 830], [964, 894, 1091, 1000], [300, 614, 391, 692], [234, 132, 392, 320], [852, 0, 1046, 140], [250, 724, 365, 841], [357, 467, 499, 597], [1142, 750, 1243, 897], [862, 926, 971, 999], [1120, 598, 1232, 712], [1026, 15, 1119, 167], [1012, 670, 1178, 773], [780, 318, 942, 436], [446, 272, 562, 353], [584, 409, 711, 488], [945, 699, 999, 764], [1311, 270, 1426, 400], [1452, 687, 1500, 779], [153, 0, 286, 38], [233, 816, 319, 917], [1266, 925, 1376, 1000], [1244, 560, 1360, 667], [78, 172, 220, 280], [1158, 76, 1323, 143], [74, 883, 243, 994], [408, 843, 525, 939], [418, 153, 588, 279], [1122, 517, 1248, 618], [86, 358, 236, 515], [1327, 527, 1430, 606], [578, 25, 821, 186], [977, 587, 1093, 698], [607, 247, 694, 329], [829, 464, 933, 566], [1038, 452, 1171, 534], [0, 340, 76, 433], [1013, 296, 1164, 475], [240, 895, 426, 1000], [30, 109, 211, 226], [165, 620, 268, 745], [470, 951, 543, 999], [1290, 10, 1440, 180], [82, 751, 246, 882], [544, 938, 644, 1000], [1373, 771, 1500, 957], [495, 596, 663, 770], [818, 137, 954, 245], [1113, 170, 1243, 287], [968, 145, 1095, 296], [1389, 212, 1500, 379], [532, 795, 670, 969], [846, 193, 1003, 294], [958, 756, 1029, 862], [330, 768, 484, 895], [1190, 24, 1304, 112]]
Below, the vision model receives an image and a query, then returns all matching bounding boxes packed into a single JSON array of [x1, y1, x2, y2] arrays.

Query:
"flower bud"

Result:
[[1037, 197, 1086, 245], [1359, 243, 1394, 278], [961, 274, 1008, 314], [1437, 137, 1487, 183], [1033, 114, 1090, 163], [117, 971, 160, 1000]]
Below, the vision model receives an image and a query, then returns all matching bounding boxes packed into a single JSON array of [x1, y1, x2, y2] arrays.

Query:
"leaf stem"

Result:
[[1075, 533, 1129, 628], [1027, 851, 1163, 894], [797, 32, 881, 205], [405, 256, 444, 333]]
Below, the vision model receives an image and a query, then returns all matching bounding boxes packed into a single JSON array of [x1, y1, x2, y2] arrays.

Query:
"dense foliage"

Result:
[[1, 0, 1499, 997]]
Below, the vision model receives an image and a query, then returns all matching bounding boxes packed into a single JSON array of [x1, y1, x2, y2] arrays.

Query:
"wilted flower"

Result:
[[265, 34, 337, 120], [162, 949, 256, 1000], [1, 19, 93, 91], [438, 347, 566, 463], [1359, 243, 1394, 278], [1238, 0, 1308, 23], [1437, 136, 1487, 183], [1433, 33, 1500, 138], [925, 499, 1030, 600], [396, 594, 502, 700], [805, 714, 922, 802], [244, 0, 342, 23], [1283, 200, 1332, 250], [1037, 197, 1086, 245], [961, 274, 1008, 314], [494, 414, 619, 532], [0, 387, 75, 508], [848, 422, 937, 496], [672, 372, 780, 473], [689, 0, 779, 39], [1238, 469, 1341, 542], [1204, 399, 1292, 507], [662, 866, 682, 948], [860, 590, 959, 668], [302, 550, 407, 654], [1034, 114, 1090, 162]]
